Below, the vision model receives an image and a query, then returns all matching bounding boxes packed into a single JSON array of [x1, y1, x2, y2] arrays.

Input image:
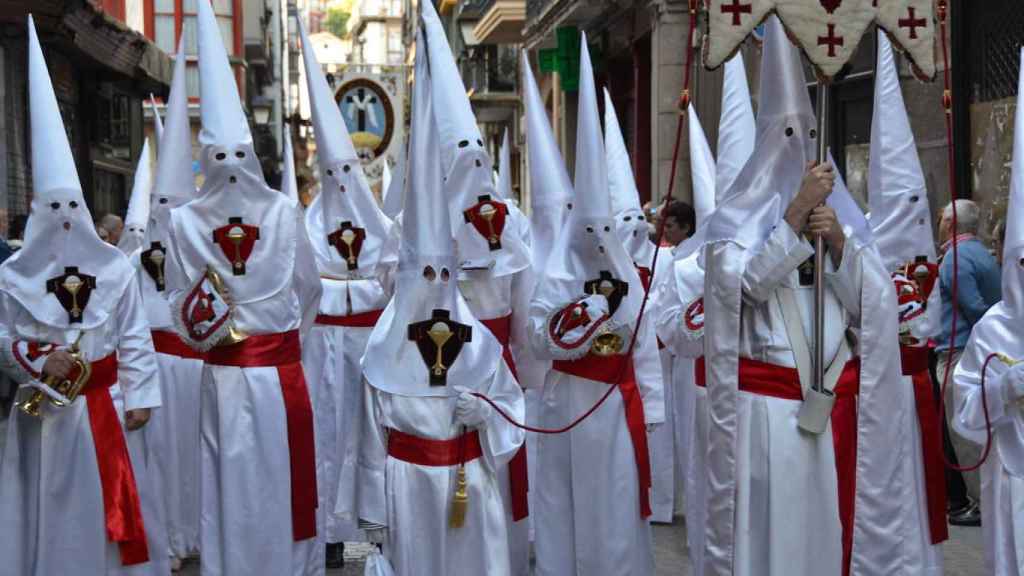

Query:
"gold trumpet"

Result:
[[206, 265, 248, 345], [17, 336, 91, 418]]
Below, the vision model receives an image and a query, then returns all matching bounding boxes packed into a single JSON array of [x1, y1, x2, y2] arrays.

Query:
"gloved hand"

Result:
[[580, 293, 610, 318], [455, 391, 491, 428], [1003, 363, 1024, 404]]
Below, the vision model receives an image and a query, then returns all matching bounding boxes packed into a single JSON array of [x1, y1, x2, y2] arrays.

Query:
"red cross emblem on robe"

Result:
[[212, 217, 260, 276], [463, 195, 508, 251], [46, 266, 97, 324], [326, 221, 367, 271]]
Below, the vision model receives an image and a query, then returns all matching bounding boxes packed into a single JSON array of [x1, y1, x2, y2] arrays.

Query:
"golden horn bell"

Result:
[[206, 265, 248, 345], [16, 343, 92, 418]]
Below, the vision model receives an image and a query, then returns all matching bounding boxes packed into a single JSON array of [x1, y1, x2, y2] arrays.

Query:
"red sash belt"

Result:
[[901, 345, 949, 545], [204, 331, 317, 542], [480, 314, 529, 522], [386, 428, 483, 466], [552, 354, 652, 518], [696, 355, 861, 574], [80, 353, 150, 566], [151, 330, 206, 360], [315, 309, 384, 328]]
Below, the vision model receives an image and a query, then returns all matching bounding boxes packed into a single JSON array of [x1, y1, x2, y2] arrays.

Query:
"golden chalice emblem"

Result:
[[594, 279, 615, 298], [340, 228, 357, 267], [64, 275, 84, 320], [478, 203, 499, 245], [227, 226, 246, 271], [427, 322, 453, 376], [149, 248, 166, 286]]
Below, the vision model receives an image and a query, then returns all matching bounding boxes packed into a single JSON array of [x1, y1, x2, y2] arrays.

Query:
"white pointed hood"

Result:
[[421, 0, 530, 277], [0, 16, 133, 330], [705, 16, 820, 249], [119, 138, 153, 254], [150, 94, 164, 143], [523, 51, 573, 273], [169, 0, 297, 303], [716, 53, 756, 197], [497, 129, 512, 200], [363, 26, 500, 398], [868, 31, 935, 270], [381, 147, 405, 219], [534, 35, 643, 325], [282, 129, 299, 202], [299, 18, 397, 279], [688, 106, 717, 228], [1002, 47, 1024, 314], [148, 37, 195, 245], [605, 88, 655, 267]]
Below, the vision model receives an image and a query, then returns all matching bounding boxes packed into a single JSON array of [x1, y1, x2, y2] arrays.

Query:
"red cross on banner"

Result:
[[721, 0, 753, 26], [817, 23, 844, 57], [898, 6, 927, 39]]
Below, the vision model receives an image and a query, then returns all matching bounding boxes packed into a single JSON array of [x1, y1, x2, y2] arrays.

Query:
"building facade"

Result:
[[0, 1, 173, 238]]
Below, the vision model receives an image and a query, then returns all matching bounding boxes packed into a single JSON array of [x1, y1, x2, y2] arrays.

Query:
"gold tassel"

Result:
[[449, 465, 468, 528]]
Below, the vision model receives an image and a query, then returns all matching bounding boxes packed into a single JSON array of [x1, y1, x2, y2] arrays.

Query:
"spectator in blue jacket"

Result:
[[935, 198, 1002, 526]]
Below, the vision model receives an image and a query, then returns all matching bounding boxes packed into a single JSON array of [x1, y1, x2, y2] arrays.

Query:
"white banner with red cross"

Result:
[[704, 0, 936, 81]]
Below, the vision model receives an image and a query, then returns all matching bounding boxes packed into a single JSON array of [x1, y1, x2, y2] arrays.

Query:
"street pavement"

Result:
[[179, 517, 988, 575]]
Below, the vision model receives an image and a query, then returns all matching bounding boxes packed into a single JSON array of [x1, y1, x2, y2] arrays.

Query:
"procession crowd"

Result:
[[0, 2, 1022, 576]]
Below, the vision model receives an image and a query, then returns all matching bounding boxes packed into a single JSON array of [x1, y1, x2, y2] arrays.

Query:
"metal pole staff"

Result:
[[813, 84, 830, 394]]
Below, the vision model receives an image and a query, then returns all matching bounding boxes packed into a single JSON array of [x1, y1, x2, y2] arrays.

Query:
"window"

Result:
[[153, 0, 176, 53]]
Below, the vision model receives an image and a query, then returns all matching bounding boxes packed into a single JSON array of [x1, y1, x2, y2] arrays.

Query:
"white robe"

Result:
[[645, 250, 678, 524], [704, 223, 905, 573], [357, 363, 526, 576], [954, 303, 1024, 576], [529, 297, 664, 576], [304, 273, 392, 543], [0, 277, 168, 576], [133, 248, 204, 558], [651, 251, 707, 573], [165, 217, 323, 576]]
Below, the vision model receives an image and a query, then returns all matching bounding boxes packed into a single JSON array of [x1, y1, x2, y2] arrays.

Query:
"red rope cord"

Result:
[[933, 0, 992, 472], [474, 3, 700, 434]]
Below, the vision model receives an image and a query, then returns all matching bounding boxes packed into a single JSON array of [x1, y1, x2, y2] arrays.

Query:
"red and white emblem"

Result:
[[175, 274, 231, 350], [684, 297, 705, 335], [212, 217, 260, 276], [463, 195, 508, 251]]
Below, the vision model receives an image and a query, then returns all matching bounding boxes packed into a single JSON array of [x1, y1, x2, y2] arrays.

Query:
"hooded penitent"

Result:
[[605, 88, 655, 267], [362, 25, 500, 398], [298, 18, 397, 280], [701, 16, 906, 576], [534, 34, 644, 334], [144, 37, 195, 295], [868, 31, 939, 336], [0, 16, 134, 330], [282, 129, 299, 202], [420, 0, 530, 276], [119, 138, 154, 255], [169, 0, 297, 302], [953, 47, 1024, 479], [522, 50, 573, 273]]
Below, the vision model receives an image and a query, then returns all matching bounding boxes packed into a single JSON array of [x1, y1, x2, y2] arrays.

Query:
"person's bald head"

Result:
[[99, 213, 123, 245]]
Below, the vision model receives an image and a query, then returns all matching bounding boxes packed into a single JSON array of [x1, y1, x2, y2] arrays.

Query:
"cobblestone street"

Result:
[[179, 517, 988, 575]]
